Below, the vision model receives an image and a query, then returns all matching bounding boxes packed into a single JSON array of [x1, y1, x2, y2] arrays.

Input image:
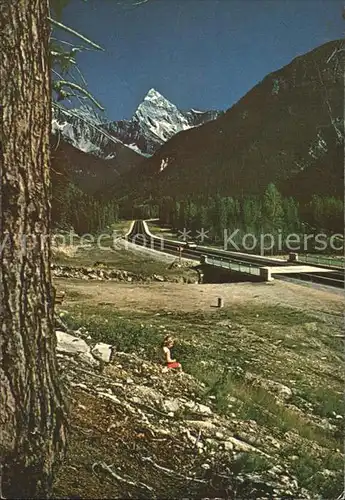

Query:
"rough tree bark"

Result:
[[0, 1, 67, 498]]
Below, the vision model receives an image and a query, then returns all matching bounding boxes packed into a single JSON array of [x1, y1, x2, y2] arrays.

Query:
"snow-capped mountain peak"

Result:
[[136, 88, 180, 115], [52, 89, 222, 157], [133, 89, 192, 146], [144, 88, 165, 101]]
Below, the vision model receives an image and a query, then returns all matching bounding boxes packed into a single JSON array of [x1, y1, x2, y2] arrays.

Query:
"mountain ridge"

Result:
[[113, 39, 344, 203], [52, 89, 222, 159]]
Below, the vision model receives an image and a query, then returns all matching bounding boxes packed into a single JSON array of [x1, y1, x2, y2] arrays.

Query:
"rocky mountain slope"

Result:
[[52, 89, 221, 159], [111, 88, 221, 156], [54, 332, 309, 499], [51, 136, 142, 196], [117, 40, 344, 203]]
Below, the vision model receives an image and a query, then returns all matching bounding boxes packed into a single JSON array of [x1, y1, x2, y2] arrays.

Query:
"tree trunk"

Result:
[[0, 1, 68, 498]]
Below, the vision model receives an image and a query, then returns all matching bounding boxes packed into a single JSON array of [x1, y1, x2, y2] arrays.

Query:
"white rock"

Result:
[[162, 398, 180, 414], [96, 387, 112, 394], [153, 274, 165, 282], [185, 420, 217, 433], [184, 401, 213, 416], [70, 382, 88, 390], [55, 330, 98, 366], [227, 436, 267, 455], [184, 429, 196, 444], [198, 404, 213, 415], [91, 342, 113, 363], [155, 428, 170, 436], [98, 392, 122, 405], [56, 330, 89, 355], [132, 385, 163, 404], [223, 441, 234, 451]]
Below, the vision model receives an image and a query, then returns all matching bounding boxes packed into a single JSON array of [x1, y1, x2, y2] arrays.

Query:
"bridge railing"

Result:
[[298, 254, 344, 269], [206, 256, 261, 275]]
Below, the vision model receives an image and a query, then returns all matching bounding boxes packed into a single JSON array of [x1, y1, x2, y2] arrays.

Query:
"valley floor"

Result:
[[55, 278, 343, 317]]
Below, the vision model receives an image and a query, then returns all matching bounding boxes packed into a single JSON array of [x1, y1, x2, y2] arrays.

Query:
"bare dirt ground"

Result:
[[55, 278, 343, 317]]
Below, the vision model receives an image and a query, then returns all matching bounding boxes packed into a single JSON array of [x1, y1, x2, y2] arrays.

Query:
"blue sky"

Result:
[[59, 0, 344, 120]]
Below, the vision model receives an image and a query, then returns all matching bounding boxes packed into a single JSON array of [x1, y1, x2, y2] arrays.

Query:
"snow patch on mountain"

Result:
[[52, 105, 127, 158], [127, 143, 150, 156], [159, 157, 169, 173]]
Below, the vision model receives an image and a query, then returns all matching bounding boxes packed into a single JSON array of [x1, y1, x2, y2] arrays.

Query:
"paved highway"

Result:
[[127, 220, 344, 288]]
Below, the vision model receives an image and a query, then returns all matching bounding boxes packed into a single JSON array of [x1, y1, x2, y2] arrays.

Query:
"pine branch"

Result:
[[48, 17, 104, 51], [54, 80, 104, 110]]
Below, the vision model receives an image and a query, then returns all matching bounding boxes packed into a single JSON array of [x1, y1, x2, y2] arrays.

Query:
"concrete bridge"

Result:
[[197, 255, 337, 283]]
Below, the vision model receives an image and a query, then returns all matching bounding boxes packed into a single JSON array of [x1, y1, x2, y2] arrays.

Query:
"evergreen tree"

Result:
[[212, 194, 228, 240], [178, 201, 187, 229], [282, 197, 300, 233], [186, 199, 198, 231], [197, 204, 209, 233], [263, 183, 284, 229]]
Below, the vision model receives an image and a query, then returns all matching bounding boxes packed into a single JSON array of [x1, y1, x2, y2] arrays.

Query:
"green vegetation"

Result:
[[59, 299, 344, 498], [52, 180, 343, 246], [63, 305, 163, 356], [119, 184, 343, 252], [281, 445, 344, 499], [52, 182, 119, 234]]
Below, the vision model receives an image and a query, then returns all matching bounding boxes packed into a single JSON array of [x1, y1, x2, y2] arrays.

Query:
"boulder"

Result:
[[162, 398, 180, 414], [222, 441, 234, 451], [226, 436, 268, 456], [55, 330, 98, 366], [56, 330, 89, 355], [132, 385, 163, 405], [183, 401, 213, 416], [184, 420, 217, 433], [153, 274, 165, 282], [260, 380, 292, 400], [91, 342, 114, 363], [245, 372, 292, 401]]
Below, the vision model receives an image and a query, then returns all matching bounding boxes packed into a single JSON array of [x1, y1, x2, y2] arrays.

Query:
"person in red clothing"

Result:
[[162, 335, 182, 370]]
